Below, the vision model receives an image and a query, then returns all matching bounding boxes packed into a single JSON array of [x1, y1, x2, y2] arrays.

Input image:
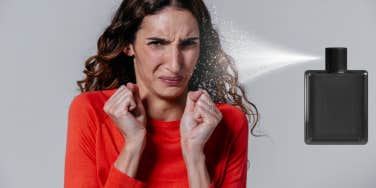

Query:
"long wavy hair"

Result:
[[76, 0, 261, 137]]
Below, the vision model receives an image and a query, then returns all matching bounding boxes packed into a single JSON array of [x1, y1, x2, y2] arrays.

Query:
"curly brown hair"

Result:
[[76, 0, 261, 137]]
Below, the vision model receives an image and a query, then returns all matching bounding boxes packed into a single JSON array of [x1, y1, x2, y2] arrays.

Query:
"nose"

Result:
[[165, 46, 182, 74]]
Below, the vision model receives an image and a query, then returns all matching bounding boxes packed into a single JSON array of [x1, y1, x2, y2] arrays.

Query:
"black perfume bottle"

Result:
[[304, 47, 368, 145]]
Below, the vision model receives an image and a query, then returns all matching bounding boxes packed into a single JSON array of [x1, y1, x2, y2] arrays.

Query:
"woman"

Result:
[[65, 0, 259, 187]]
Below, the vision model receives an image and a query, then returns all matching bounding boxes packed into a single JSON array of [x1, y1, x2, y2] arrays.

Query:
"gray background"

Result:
[[0, 0, 375, 187]]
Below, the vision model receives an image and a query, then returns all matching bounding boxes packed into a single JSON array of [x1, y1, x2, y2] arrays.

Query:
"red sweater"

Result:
[[64, 89, 249, 188]]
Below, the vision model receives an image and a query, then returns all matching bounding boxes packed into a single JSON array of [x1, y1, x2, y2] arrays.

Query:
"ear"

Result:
[[123, 43, 135, 57]]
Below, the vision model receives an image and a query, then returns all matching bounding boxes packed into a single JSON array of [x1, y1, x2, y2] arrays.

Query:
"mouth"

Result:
[[159, 75, 184, 86]]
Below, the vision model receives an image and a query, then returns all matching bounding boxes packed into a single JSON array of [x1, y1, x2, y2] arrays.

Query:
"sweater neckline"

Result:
[[148, 117, 181, 127]]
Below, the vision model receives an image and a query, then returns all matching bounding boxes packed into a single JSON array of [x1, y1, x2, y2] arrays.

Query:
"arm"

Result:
[[182, 113, 249, 188], [113, 133, 146, 179], [183, 148, 212, 188], [220, 113, 249, 188], [64, 95, 146, 188]]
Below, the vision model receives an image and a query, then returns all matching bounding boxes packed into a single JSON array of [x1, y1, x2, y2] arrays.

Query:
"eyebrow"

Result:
[[146, 37, 200, 42]]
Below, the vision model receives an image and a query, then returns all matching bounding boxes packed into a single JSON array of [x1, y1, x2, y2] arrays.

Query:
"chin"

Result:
[[156, 86, 186, 100]]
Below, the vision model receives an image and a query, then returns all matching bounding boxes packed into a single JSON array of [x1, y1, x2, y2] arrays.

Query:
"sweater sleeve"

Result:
[[64, 94, 146, 188], [220, 112, 249, 188]]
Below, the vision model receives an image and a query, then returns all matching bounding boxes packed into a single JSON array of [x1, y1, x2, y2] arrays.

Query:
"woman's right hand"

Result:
[[103, 83, 147, 143]]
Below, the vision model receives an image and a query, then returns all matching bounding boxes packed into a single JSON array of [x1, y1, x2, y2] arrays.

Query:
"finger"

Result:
[[126, 82, 135, 93], [108, 85, 127, 102], [196, 92, 220, 118], [196, 105, 221, 127], [185, 92, 195, 113], [125, 94, 137, 112], [184, 90, 203, 113], [131, 84, 142, 105], [196, 100, 218, 120], [131, 84, 146, 116], [198, 90, 214, 105], [127, 83, 143, 110], [196, 90, 214, 108], [193, 89, 204, 100], [191, 121, 216, 143], [104, 85, 127, 112], [193, 110, 203, 123], [196, 91, 221, 119], [197, 95, 214, 111], [202, 91, 221, 118], [127, 83, 144, 110], [115, 87, 137, 112]]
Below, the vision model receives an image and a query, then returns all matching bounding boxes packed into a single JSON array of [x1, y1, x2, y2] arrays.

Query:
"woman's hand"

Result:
[[180, 89, 223, 157], [103, 83, 147, 144], [104, 83, 147, 176]]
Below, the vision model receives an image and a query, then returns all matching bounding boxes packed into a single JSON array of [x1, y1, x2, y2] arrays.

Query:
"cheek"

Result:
[[183, 48, 200, 69], [137, 44, 163, 62], [133, 48, 152, 70], [136, 46, 164, 71]]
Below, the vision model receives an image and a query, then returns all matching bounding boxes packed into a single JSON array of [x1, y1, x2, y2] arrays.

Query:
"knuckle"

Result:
[[198, 99, 207, 106], [202, 90, 209, 97], [114, 110, 124, 117], [125, 90, 134, 98], [123, 98, 131, 106], [109, 108, 116, 116], [208, 119, 215, 125], [123, 85, 131, 92], [103, 103, 111, 113]]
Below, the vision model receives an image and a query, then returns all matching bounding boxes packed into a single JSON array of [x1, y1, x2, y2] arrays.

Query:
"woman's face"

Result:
[[124, 7, 200, 100]]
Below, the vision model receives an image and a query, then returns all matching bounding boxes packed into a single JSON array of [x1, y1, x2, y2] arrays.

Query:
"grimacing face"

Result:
[[123, 7, 200, 100]]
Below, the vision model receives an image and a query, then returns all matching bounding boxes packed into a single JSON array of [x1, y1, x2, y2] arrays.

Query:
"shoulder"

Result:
[[215, 103, 249, 134], [70, 89, 116, 105], [205, 103, 249, 151], [68, 89, 117, 121]]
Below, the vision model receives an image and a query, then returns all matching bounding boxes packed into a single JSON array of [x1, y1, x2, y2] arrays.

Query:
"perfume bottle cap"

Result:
[[325, 47, 347, 73]]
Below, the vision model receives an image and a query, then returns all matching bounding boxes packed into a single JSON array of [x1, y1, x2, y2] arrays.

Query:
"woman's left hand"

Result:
[[180, 89, 223, 157]]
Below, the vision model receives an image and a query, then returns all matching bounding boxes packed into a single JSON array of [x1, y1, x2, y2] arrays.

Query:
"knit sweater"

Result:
[[64, 89, 249, 188]]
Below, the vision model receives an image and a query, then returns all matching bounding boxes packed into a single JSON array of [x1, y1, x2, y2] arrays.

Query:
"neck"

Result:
[[139, 86, 188, 122]]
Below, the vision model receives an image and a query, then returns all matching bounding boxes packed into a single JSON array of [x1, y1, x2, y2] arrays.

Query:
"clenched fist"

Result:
[[180, 89, 223, 155], [103, 83, 147, 143]]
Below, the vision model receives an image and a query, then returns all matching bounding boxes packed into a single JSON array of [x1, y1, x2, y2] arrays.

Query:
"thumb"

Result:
[[184, 90, 203, 113], [127, 83, 141, 103], [126, 83, 139, 111], [128, 83, 138, 96], [132, 84, 142, 105], [128, 83, 145, 115]]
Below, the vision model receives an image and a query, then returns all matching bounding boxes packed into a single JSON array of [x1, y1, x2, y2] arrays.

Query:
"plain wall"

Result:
[[0, 0, 375, 187]]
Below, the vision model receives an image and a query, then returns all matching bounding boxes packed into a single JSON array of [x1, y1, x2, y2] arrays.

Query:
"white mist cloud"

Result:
[[212, 16, 320, 83]]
